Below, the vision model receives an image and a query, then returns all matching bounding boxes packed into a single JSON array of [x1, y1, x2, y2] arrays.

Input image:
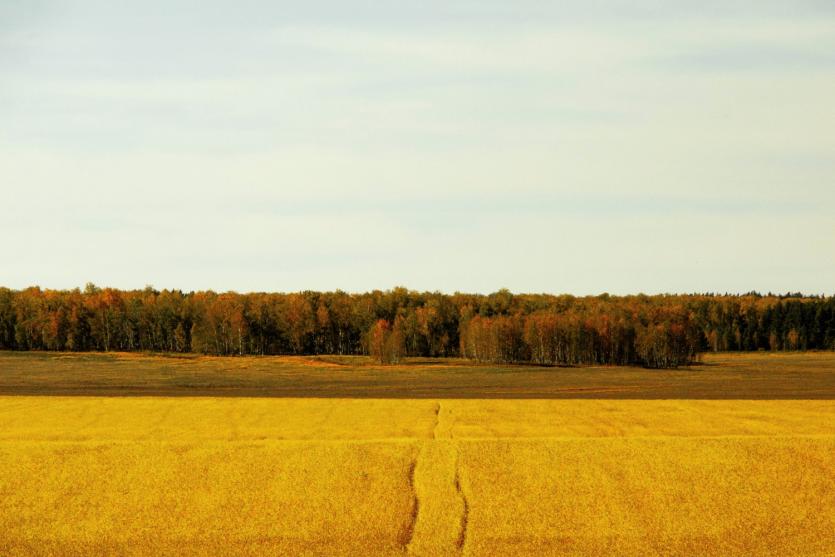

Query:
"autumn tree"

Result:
[[367, 318, 405, 364], [1, 286, 834, 368]]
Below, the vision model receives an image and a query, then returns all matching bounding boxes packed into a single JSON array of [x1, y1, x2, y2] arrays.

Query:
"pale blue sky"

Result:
[[2, 1, 834, 294]]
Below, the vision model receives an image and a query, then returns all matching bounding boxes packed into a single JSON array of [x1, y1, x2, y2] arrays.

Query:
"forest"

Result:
[[1, 285, 834, 368]]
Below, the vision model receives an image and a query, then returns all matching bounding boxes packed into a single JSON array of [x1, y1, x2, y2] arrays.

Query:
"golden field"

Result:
[[2, 396, 834, 556]]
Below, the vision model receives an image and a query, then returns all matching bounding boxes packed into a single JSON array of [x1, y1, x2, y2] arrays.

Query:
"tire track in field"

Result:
[[433, 401, 454, 440], [401, 453, 420, 551], [406, 403, 469, 555], [454, 448, 470, 552], [431, 402, 441, 439]]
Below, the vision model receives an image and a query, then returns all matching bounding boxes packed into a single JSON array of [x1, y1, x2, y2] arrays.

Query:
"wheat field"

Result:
[[2, 396, 834, 556]]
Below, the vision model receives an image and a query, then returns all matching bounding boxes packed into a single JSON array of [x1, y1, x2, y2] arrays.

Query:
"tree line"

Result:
[[1, 285, 834, 368]]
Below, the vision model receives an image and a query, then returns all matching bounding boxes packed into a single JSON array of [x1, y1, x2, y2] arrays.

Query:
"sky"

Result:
[[1, 1, 834, 295]]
